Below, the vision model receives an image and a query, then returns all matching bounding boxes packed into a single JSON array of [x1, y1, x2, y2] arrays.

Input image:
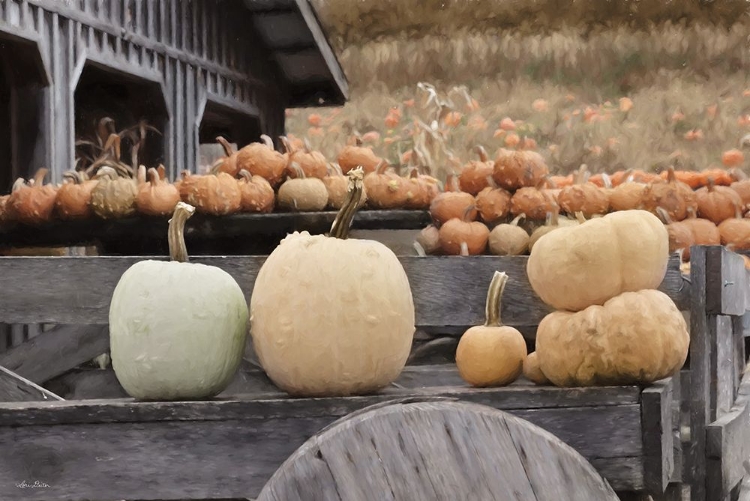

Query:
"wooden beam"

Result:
[[642, 379, 675, 494], [0, 386, 646, 500], [0, 325, 108, 384], [706, 371, 750, 500], [0, 365, 64, 402], [0, 254, 689, 331], [706, 246, 749, 316]]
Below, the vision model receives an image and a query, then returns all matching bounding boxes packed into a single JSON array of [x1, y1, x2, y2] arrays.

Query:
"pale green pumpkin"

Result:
[[109, 202, 248, 400]]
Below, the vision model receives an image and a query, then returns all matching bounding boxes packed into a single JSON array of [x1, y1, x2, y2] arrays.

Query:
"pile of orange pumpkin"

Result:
[[414, 146, 750, 262]]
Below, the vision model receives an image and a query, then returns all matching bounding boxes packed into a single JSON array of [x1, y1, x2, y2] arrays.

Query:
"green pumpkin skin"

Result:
[[109, 260, 248, 400]]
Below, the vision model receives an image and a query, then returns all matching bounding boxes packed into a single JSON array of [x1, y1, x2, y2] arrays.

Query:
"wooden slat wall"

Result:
[[0, 0, 287, 183]]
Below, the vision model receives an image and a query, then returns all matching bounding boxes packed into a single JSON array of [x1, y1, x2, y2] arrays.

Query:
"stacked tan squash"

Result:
[[522, 210, 690, 387]]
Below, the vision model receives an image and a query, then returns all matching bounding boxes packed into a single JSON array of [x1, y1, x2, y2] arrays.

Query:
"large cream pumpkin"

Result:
[[109, 202, 248, 400], [535, 289, 689, 387], [527, 210, 669, 311], [250, 168, 415, 397]]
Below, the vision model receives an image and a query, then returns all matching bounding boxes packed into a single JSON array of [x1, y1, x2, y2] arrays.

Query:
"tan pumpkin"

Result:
[[695, 177, 744, 224], [527, 210, 670, 311], [729, 168, 750, 210], [438, 207, 490, 256], [89, 166, 137, 219], [488, 214, 529, 256], [429, 175, 477, 226], [535, 289, 689, 386], [641, 166, 697, 221], [281, 136, 327, 180], [179, 172, 242, 216], [493, 148, 549, 190], [235, 135, 287, 187], [458, 145, 494, 195], [237, 170, 275, 213], [55, 170, 97, 220], [557, 165, 610, 217], [136, 166, 181, 216], [337, 135, 383, 174], [656, 207, 720, 261], [455, 271, 527, 387], [363, 161, 410, 209], [475, 182, 512, 225], [7, 168, 58, 225], [414, 224, 441, 255], [523, 352, 550, 385], [277, 163, 329, 212]]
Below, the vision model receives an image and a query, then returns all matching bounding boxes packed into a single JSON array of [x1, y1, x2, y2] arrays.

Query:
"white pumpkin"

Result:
[[109, 202, 248, 400], [250, 167, 416, 397]]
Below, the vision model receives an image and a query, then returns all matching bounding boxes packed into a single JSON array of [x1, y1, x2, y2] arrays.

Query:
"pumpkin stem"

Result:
[[157, 164, 167, 180], [656, 207, 674, 225], [574, 212, 587, 223], [462, 204, 476, 222], [706, 177, 715, 192], [686, 206, 698, 220], [11, 178, 25, 192], [622, 169, 635, 183], [485, 175, 499, 190], [279, 136, 293, 154], [329, 167, 365, 239], [137, 165, 147, 184], [474, 145, 488, 163], [510, 213, 526, 226], [446, 174, 460, 192], [375, 159, 389, 175], [260, 134, 275, 150], [147, 168, 160, 186], [63, 170, 83, 185], [666, 166, 676, 183], [413, 241, 427, 257], [303, 137, 313, 154], [730, 168, 747, 181], [32, 168, 49, 186], [575, 165, 589, 185], [460, 242, 469, 256], [216, 136, 235, 157], [328, 162, 344, 177], [238, 169, 253, 182], [484, 271, 509, 327], [95, 166, 118, 181], [289, 162, 306, 179], [601, 172, 613, 189], [168, 202, 196, 263]]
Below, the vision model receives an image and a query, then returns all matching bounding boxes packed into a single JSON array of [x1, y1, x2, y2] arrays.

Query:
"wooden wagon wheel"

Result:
[[257, 399, 619, 501]]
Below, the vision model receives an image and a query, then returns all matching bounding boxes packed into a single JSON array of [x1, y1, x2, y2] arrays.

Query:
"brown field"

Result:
[[286, 2, 750, 179]]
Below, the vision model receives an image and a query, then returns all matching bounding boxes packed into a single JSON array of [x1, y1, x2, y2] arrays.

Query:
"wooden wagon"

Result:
[[0, 244, 748, 501]]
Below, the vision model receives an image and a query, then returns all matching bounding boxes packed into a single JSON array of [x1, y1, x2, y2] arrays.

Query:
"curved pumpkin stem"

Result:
[[656, 206, 674, 225], [137, 165, 147, 184], [474, 145, 489, 163], [63, 170, 83, 185], [509, 213, 526, 226], [216, 136, 236, 157], [288, 161, 306, 179], [147, 168, 161, 187], [279, 136, 294, 155], [484, 271, 508, 327], [238, 169, 253, 182], [260, 134, 275, 150], [32, 168, 49, 186], [157, 164, 167, 180], [329, 167, 365, 240], [168, 202, 196, 263]]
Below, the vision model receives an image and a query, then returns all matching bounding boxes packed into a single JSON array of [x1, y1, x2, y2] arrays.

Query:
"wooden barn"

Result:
[[0, 0, 348, 192]]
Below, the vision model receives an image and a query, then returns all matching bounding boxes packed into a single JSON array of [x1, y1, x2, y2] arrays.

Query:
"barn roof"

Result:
[[243, 0, 348, 108]]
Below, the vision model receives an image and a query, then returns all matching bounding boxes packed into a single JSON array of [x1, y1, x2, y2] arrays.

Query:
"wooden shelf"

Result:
[[0, 210, 431, 255]]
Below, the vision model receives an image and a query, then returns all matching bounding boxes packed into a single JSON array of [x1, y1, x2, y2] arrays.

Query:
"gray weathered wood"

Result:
[[706, 246, 750, 316], [734, 315, 747, 396], [706, 371, 750, 500], [0, 325, 108, 384], [0, 365, 64, 402], [709, 315, 736, 420], [688, 246, 710, 501], [0, 254, 689, 333], [642, 379, 675, 494], [257, 400, 618, 501], [0, 388, 647, 500]]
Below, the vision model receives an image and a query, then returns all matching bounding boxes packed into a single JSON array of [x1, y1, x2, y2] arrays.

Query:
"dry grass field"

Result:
[[286, 1, 750, 179]]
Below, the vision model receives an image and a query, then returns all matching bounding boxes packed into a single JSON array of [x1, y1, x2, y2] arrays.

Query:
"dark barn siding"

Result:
[[0, 0, 288, 182]]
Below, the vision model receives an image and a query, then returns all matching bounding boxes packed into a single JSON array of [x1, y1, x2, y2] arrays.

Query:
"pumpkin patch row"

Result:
[[414, 146, 750, 259]]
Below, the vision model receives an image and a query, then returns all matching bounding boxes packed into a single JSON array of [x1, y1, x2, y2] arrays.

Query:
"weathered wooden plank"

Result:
[[706, 371, 750, 500], [0, 254, 688, 331], [0, 210, 432, 248], [706, 246, 749, 316], [0, 382, 641, 426], [710, 315, 736, 420], [734, 315, 747, 396], [44, 367, 129, 400], [0, 365, 64, 402], [642, 379, 674, 494], [0, 325, 108, 384], [258, 401, 618, 501], [0, 399, 639, 500], [688, 246, 710, 501]]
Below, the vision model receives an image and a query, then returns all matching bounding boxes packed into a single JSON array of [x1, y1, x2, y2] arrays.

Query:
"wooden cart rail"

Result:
[[0, 246, 746, 501]]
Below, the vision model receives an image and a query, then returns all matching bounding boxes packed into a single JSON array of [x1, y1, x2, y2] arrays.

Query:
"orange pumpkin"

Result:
[[557, 165, 610, 217], [641, 167, 698, 221], [430, 175, 477, 226], [492, 148, 549, 191], [695, 178, 743, 224], [458, 145, 494, 196]]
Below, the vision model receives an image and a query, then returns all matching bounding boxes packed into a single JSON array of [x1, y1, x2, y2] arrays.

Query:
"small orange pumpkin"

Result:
[[695, 177, 743, 224], [429, 175, 477, 226], [458, 145, 494, 196], [492, 148, 549, 191], [438, 206, 490, 255]]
